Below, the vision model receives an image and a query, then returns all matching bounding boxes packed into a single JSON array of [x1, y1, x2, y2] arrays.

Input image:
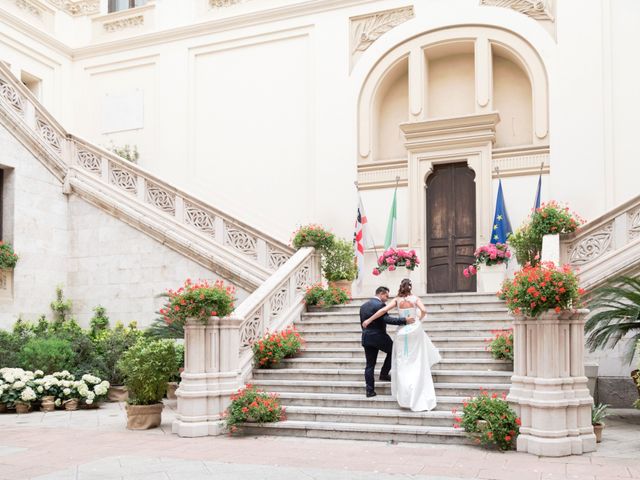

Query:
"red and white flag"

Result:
[[354, 194, 371, 286]]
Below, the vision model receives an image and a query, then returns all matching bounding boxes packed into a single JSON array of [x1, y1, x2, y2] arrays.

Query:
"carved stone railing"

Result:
[[173, 247, 320, 437], [0, 62, 293, 287], [560, 194, 640, 289]]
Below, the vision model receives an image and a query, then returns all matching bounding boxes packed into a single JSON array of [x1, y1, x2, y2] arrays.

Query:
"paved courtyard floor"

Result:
[[0, 401, 638, 480]]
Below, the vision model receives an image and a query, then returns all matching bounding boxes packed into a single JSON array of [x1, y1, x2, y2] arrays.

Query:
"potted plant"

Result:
[[464, 243, 511, 292], [0, 368, 39, 413], [159, 279, 236, 326], [290, 224, 335, 251], [372, 248, 420, 276], [487, 329, 513, 362], [591, 403, 609, 443], [224, 384, 285, 435], [166, 343, 184, 400], [322, 238, 357, 294], [117, 338, 178, 430], [453, 390, 520, 451], [303, 284, 350, 308], [77, 374, 110, 408], [0, 241, 18, 287], [252, 325, 304, 369]]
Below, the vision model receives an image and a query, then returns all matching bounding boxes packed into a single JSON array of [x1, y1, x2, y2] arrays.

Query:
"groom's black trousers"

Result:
[[363, 334, 393, 394]]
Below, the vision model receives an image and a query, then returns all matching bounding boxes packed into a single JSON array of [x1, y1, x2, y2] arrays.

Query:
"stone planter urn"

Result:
[[593, 423, 604, 443], [477, 263, 507, 293], [40, 396, 55, 412], [107, 385, 129, 402], [507, 309, 596, 456], [126, 403, 164, 430], [63, 399, 79, 411], [15, 402, 30, 414], [541, 234, 560, 264]]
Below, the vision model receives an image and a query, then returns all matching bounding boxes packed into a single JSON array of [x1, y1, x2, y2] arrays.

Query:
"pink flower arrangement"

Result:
[[373, 248, 420, 275], [463, 243, 510, 278]]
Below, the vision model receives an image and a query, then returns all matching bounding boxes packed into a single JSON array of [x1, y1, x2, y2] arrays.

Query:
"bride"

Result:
[[362, 279, 441, 411]]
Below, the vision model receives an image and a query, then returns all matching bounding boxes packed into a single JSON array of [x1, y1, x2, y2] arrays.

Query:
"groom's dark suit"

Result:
[[360, 297, 407, 395]]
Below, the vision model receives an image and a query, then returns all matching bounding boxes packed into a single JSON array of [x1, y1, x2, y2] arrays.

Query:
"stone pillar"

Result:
[[173, 317, 243, 438], [507, 309, 596, 456]]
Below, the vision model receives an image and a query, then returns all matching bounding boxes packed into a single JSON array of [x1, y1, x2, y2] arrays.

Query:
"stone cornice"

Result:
[[46, 0, 99, 16]]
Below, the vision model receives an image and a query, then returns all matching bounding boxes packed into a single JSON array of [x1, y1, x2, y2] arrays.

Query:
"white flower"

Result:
[[20, 387, 36, 402], [4, 374, 15, 384], [86, 398, 93, 405], [63, 388, 71, 396], [13, 381, 25, 390], [34, 370, 44, 377], [82, 374, 100, 385], [36, 386, 44, 393], [54, 399, 61, 407]]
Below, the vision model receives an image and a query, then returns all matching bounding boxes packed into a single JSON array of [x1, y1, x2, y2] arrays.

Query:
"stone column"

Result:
[[507, 309, 596, 456]]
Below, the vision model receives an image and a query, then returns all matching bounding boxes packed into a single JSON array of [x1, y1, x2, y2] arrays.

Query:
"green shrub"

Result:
[[50, 286, 73, 323], [18, 337, 76, 373], [0, 330, 25, 367], [322, 238, 357, 282], [252, 326, 304, 369], [291, 224, 335, 251], [488, 330, 513, 361], [171, 343, 184, 382], [303, 284, 350, 307], [89, 306, 110, 337], [0, 242, 18, 269], [225, 385, 284, 434], [117, 338, 177, 405], [160, 279, 236, 325], [93, 322, 143, 385]]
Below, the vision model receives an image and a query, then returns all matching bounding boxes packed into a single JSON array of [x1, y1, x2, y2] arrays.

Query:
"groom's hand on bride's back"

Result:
[[406, 317, 416, 324]]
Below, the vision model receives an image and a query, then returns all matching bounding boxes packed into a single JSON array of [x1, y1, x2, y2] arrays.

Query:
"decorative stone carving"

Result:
[[629, 208, 640, 241], [269, 287, 288, 318], [15, 0, 43, 17], [224, 226, 257, 259], [268, 248, 289, 270], [295, 264, 311, 292], [47, 0, 99, 15], [479, 0, 554, 22], [0, 79, 24, 115], [109, 164, 138, 195], [183, 203, 216, 237], [350, 6, 414, 65], [240, 308, 262, 348], [103, 15, 144, 33], [210, 0, 242, 6], [77, 150, 102, 175], [36, 118, 62, 154], [145, 181, 176, 215], [0, 269, 12, 298], [568, 223, 613, 266]]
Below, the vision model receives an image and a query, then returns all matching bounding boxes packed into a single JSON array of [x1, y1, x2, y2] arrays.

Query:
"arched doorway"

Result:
[[426, 163, 476, 293]]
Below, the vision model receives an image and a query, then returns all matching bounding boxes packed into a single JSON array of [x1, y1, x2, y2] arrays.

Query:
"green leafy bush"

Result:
[[303, 284, 350, 307], [50, 286, 73, 323], [93, 322, 143, 385], [160, 279, 236, 325], [224, 384, 284, 434], [487, 330, 513, 361], [322, 238, 357, 282], [89, 306, 110, 337], [117, 339, 178, 405], [291, 224, 335, 251], [453, 390, 520, 451], [508, 224, 540, 267], [18, 337, 76, 374], [0, 242, 18, 269], [529, 201, 583, 238], [0, 330, 25, 367], [252, 326, 304, 369]]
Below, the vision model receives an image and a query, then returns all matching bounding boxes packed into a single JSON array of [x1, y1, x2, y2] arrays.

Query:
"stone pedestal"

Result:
[[477, 263, 507, 293], [507, 309, 596, 456], [541, 234, 560, 265], [172, 318, 242, 437]]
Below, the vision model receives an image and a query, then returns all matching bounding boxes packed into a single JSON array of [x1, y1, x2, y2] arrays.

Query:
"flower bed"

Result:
[[373, 248, 420, 275], [498, 262, 584, 317], [160, 279, 236, 325], [224, 384, 285, 434], [291, 224, 335, 251], [453, 390, 520, 451], [253, 326, 304, 368], [304, 284, 350, 308], [464, 243, 510, 278], [487, 330, 513, 361]]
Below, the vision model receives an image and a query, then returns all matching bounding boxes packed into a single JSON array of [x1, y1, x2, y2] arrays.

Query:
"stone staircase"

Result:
[[245, 292, 513, 444]]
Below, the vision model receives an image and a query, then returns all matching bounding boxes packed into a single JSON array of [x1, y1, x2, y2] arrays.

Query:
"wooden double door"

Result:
[[426, 163, 476, 293]]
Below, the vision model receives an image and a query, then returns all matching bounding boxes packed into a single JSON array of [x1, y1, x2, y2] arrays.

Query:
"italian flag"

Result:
[[384, 188, 397, 249]]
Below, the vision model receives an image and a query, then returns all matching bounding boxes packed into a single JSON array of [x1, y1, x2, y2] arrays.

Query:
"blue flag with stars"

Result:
[[491, 180, 513, 244]]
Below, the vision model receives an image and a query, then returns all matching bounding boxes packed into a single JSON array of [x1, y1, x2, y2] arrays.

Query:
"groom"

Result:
[[360, 286, 414, 397]]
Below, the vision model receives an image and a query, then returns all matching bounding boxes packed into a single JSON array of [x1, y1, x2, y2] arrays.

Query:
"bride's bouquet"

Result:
[[372, 248, 420, 276]]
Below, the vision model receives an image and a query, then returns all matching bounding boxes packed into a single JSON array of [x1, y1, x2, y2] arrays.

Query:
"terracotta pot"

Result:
[[125, 403, 164, 430], [80, 402, 100, 410], [166, 382, 178, 400], [107, 385, 129, 402], [15, 403, 31, 414], [593, 423, 604, 443], [0, 403, 7, 413], [40, 396, 56, 412], [64, 399, 79, 411], [328, 280, 352, 295]]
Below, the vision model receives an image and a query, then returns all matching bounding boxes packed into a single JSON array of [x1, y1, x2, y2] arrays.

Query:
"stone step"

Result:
[[309, 302, 507, 314], [274, 391, 466, 410], [297, 320, 512, 330], [282, 405, 456, 427], [241, 420, 467, 444], [304, 336, 491, 349], [299, 327, 503, 338], [347, 293, 502, 305], [299, 347, 494, 359], [252, 380, 510, 397], [279, 357, 512, 371], [301, 311, 510, 322], [252, 368, 513, 384]]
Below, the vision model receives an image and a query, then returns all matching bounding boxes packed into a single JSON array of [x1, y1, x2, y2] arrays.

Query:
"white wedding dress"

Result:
[[391, 295, 441, 412]]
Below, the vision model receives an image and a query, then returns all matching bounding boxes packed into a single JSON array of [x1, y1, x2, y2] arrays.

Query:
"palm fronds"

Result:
[[586, 276, 640, 363]]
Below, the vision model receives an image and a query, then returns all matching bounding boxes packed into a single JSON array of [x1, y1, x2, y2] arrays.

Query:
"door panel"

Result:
[[426, 163, 476, 293]]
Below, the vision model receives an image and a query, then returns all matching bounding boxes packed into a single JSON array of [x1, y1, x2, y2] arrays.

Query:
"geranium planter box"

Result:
[[507, 309, 596, 456], [477, 263, 507, 293]]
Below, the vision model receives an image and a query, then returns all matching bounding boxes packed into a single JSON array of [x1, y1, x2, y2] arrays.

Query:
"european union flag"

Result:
[[491, 180, 513, 244]]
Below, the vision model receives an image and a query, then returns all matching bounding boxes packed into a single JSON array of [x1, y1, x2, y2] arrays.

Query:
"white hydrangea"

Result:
[[34, 370, 44, 377], [36, 386, 44, 394], [86, 398, 93, 405], [54, 399, 61, 407], [20, 387, 36, 402], [63, 388, 71, 396], [12, 381, 25, 390], [82, 374, 100, 385]]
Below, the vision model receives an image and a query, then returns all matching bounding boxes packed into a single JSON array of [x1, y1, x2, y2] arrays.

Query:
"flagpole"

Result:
[[354, 181, 379, 259]]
